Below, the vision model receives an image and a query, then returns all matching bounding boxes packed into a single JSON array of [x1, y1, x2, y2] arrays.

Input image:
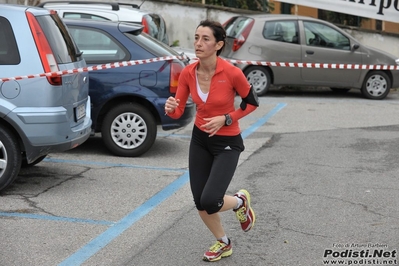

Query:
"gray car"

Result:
[[0, 4, 91, 192], [221, 14, 399, 100]]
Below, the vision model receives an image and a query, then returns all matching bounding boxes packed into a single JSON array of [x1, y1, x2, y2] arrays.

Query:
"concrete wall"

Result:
[[131, 0, 399, 58], [131, 0, 257, 49]]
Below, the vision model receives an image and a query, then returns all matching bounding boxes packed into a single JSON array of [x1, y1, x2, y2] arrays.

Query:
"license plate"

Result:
[[75, 103, 86, 121]]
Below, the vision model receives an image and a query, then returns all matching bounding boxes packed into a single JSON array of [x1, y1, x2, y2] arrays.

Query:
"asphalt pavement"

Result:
[[1, 88, 398, 266]]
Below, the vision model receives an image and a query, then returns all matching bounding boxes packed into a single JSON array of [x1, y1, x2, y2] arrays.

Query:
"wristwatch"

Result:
[[224, 114, 232, 126]]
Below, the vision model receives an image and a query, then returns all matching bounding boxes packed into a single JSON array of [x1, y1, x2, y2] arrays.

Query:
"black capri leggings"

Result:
[[189, 125, 245, 215]]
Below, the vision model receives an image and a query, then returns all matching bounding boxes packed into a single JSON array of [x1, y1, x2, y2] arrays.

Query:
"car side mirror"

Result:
[[352, 44, 360, 50]]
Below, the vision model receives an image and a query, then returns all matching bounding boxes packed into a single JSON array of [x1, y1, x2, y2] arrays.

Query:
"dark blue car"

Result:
[[64, 19, 195, 157]]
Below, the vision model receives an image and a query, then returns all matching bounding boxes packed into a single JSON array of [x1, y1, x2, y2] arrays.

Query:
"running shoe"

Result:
[[234, 189, 256, 232], [203, 239, 232, 262]]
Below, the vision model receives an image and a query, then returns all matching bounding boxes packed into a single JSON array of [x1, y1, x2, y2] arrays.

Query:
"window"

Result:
[[64, 12, 110, 21], [376, 20, 382, 31], [68, 27, 127, 63], [124, 30, 177, 59], [281, 3, 292, 14], [0, 17, 20, 65], [224, 17, 254, 38], [304, 21, 350, 50], [263, 21, 299, 44], [143, 14, 169, 45]]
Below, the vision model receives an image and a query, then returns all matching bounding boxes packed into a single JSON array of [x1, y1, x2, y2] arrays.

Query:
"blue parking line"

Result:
[[242, 102, 287, 139], [58, 171, 190, 266]]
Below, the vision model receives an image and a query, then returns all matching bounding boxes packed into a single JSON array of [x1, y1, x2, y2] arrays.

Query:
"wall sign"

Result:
[[275, 0, 399, 23]]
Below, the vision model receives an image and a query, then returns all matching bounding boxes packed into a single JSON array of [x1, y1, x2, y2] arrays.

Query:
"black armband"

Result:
[[240, 86, 259, 110]]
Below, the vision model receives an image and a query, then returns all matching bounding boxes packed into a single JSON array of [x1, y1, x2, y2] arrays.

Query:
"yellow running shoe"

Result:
[[234, 189, 256, 232], [203, 239, 232, 262]]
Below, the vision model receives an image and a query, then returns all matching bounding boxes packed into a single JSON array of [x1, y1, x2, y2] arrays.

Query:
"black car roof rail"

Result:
[[37, 1, 140, 10], [123, 0, 146, 9], [118, 2, 144, 9]]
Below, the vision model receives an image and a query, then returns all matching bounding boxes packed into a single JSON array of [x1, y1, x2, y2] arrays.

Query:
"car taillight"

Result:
[[232, 20, 254, 52], [26, 11, 62, 86], [141, 17, 149, 34], [170, 61, 184, 94]]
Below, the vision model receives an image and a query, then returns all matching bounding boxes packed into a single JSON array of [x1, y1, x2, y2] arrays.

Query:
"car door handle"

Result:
[[306, 50, 314, 55]]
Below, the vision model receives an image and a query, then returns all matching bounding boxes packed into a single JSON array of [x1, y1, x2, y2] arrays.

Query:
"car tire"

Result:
[[101, 103, 157, 157], [244, 66, 271, 96], [0, 126, 22, 192], [361, 71, 391, 100], [21, 155, 47, 168]]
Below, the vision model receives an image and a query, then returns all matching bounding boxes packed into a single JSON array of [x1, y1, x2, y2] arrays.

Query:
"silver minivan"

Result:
[[0, 4, 92, 192], [221, 14, 399, 100]]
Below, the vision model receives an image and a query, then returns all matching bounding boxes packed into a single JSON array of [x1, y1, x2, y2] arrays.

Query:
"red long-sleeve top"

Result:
[[167, 57, 258, 136]]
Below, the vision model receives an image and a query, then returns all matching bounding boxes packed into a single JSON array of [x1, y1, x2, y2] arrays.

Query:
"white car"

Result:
[[38, 1, 170, 45]]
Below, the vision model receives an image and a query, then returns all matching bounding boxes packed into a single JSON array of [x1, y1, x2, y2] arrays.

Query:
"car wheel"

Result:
[[244, 66, 271, 96], [361, 71, 391, 100], [101, 103, 157, 157], [0, 126, 22, 192], [21, 155, 47, 168]]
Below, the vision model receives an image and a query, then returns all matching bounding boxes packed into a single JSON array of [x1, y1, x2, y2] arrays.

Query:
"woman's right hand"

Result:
[[165, 96, 180, 114]]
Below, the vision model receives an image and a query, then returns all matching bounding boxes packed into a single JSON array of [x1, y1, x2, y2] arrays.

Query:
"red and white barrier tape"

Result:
[[0, 55, 182, 82], [1, 55, 399, 82], [227, 59, 399, 70]]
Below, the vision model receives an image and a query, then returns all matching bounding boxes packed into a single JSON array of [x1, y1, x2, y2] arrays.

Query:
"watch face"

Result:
[[225, 114, 232, 126]]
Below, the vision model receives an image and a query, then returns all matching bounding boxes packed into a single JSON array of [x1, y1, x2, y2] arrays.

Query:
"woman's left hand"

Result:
[[201, 116, 225, 137]]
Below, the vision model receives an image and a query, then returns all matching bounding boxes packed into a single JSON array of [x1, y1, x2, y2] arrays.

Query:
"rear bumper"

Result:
[[23, 116, 92, 163], [9, 98, 92, 163]]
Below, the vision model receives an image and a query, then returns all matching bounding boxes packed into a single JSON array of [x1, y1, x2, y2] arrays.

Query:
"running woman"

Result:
[[165, 19, 259, 262]]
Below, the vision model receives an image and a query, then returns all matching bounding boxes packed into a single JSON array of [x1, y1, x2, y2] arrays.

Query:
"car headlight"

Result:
[[396, 59, 399, 65]]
